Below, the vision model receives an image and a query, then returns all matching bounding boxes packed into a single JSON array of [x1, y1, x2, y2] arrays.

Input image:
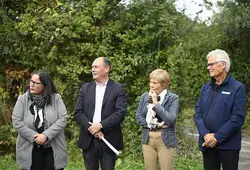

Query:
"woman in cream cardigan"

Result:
[[12, 70, 68, 170]]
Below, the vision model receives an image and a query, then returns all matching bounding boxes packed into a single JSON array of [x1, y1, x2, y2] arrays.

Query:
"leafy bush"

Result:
[[0, 126, 16, 156], [0, 154, 18, 170]]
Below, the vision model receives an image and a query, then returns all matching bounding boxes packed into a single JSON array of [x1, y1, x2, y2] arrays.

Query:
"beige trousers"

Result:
[[142, 131, 176, 170]]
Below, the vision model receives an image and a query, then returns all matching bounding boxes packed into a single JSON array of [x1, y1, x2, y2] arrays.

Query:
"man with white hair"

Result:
[[194, 49, 247, 170]]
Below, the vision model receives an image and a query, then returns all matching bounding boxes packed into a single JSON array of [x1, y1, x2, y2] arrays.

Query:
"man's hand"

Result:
[[203, 133, 217, 148], [34, 133, 48, 145], [88, 122, 102, 135], [94, 131, 104, 139]]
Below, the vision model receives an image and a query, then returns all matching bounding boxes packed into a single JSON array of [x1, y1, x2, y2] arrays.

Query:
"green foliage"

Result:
[[0, 69, 30, 154], [0, 0, 250, 168], [0, 9, 18, 72], [65, 120, 83, 168], [122, 104, 144, 159], [214, 0, 250, 94], [0, 149, 203, 170], [0, 126, 16, 155], [212, 0, 250, 127], [10, 0, 197, 160], [170, 23, 227, 106], [174, 156, 203, 170], [0, 154, 19, 170]]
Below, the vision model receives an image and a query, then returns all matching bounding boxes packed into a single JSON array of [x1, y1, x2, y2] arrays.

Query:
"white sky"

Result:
[[121, 0, 222, 21], [175, 0, 222, 21]]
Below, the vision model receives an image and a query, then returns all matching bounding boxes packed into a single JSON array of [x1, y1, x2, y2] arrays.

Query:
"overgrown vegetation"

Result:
[[1, 0, 250, 169], [0, 150, 203, 170]]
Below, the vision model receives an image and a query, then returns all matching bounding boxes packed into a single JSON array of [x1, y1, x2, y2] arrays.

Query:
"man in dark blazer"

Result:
[[74, 57, 127, 170]]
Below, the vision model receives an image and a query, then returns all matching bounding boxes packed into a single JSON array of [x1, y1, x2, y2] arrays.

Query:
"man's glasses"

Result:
[[207, 61, 224, 67], [30, 80, 43, 86]]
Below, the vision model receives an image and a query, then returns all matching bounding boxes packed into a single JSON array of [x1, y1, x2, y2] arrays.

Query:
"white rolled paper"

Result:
[[101, 136, 120, 155]]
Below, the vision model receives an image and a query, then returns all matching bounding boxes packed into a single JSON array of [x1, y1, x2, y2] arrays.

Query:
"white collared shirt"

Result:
[[93, 80, 108, 123]]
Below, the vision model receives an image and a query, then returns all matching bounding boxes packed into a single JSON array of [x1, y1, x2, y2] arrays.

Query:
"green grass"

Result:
[[0, 155, 19, 170], [174, 156, 203, 170], [0, 153, 203, 170]]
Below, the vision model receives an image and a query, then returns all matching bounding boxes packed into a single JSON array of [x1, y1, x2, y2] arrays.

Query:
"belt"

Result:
[[150, 128, 162, 132], [145, 125, 168, 131]]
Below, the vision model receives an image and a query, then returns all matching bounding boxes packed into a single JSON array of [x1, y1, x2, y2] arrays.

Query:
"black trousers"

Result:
[[30, 146, 63, 170], [82, 138, 117, 170], [202, 149, 239, 170]]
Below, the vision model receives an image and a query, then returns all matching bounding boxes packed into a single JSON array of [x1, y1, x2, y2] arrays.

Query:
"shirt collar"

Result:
[[95, 78, 109, 86]]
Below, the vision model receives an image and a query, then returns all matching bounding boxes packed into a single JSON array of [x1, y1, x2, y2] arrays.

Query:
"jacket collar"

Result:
[[102, 79, 112, 106], [209, 73, 231, 88]]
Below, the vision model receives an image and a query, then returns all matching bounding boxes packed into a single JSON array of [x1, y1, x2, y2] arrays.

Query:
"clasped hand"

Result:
[[203, 133, 217, 148], [88, 122, 104, 139], [33, 133, 48, 145]]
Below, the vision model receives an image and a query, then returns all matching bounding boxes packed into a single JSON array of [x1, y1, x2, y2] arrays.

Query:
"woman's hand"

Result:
[[34, 133, 48, 145], [150, 90, 158, 104]]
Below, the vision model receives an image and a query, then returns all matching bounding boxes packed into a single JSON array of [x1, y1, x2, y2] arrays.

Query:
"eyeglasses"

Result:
[[207, 61, 224, 67], [30, 80, 43, 87]]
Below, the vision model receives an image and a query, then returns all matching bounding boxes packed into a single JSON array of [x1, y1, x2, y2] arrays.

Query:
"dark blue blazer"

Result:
[[74, 80, 127, 151], [194, 74, 247, 151]]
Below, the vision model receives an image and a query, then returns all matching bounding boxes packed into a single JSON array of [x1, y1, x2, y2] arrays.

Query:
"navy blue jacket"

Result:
[[194, 74, 247, 151]]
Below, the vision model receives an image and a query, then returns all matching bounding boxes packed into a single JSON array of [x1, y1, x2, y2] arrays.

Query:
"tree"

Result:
[[213, 0, 250, 94]]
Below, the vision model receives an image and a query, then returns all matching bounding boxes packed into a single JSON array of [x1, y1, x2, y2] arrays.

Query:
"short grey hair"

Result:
[[206, 49, 231, 72]]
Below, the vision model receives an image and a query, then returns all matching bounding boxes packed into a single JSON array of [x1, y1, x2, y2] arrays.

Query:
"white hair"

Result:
[[206, 49, 231, 72]]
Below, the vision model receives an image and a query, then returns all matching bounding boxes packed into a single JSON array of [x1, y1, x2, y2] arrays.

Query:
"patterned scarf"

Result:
[[29, 91, 47, 133]]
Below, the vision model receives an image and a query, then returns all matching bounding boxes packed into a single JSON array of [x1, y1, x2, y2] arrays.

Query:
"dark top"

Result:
[[74, 79, 127, 151], [194, 74, 247, 151]]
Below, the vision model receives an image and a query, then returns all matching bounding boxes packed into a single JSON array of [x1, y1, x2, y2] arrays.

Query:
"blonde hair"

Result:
[[150, 69, 171, 89]]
